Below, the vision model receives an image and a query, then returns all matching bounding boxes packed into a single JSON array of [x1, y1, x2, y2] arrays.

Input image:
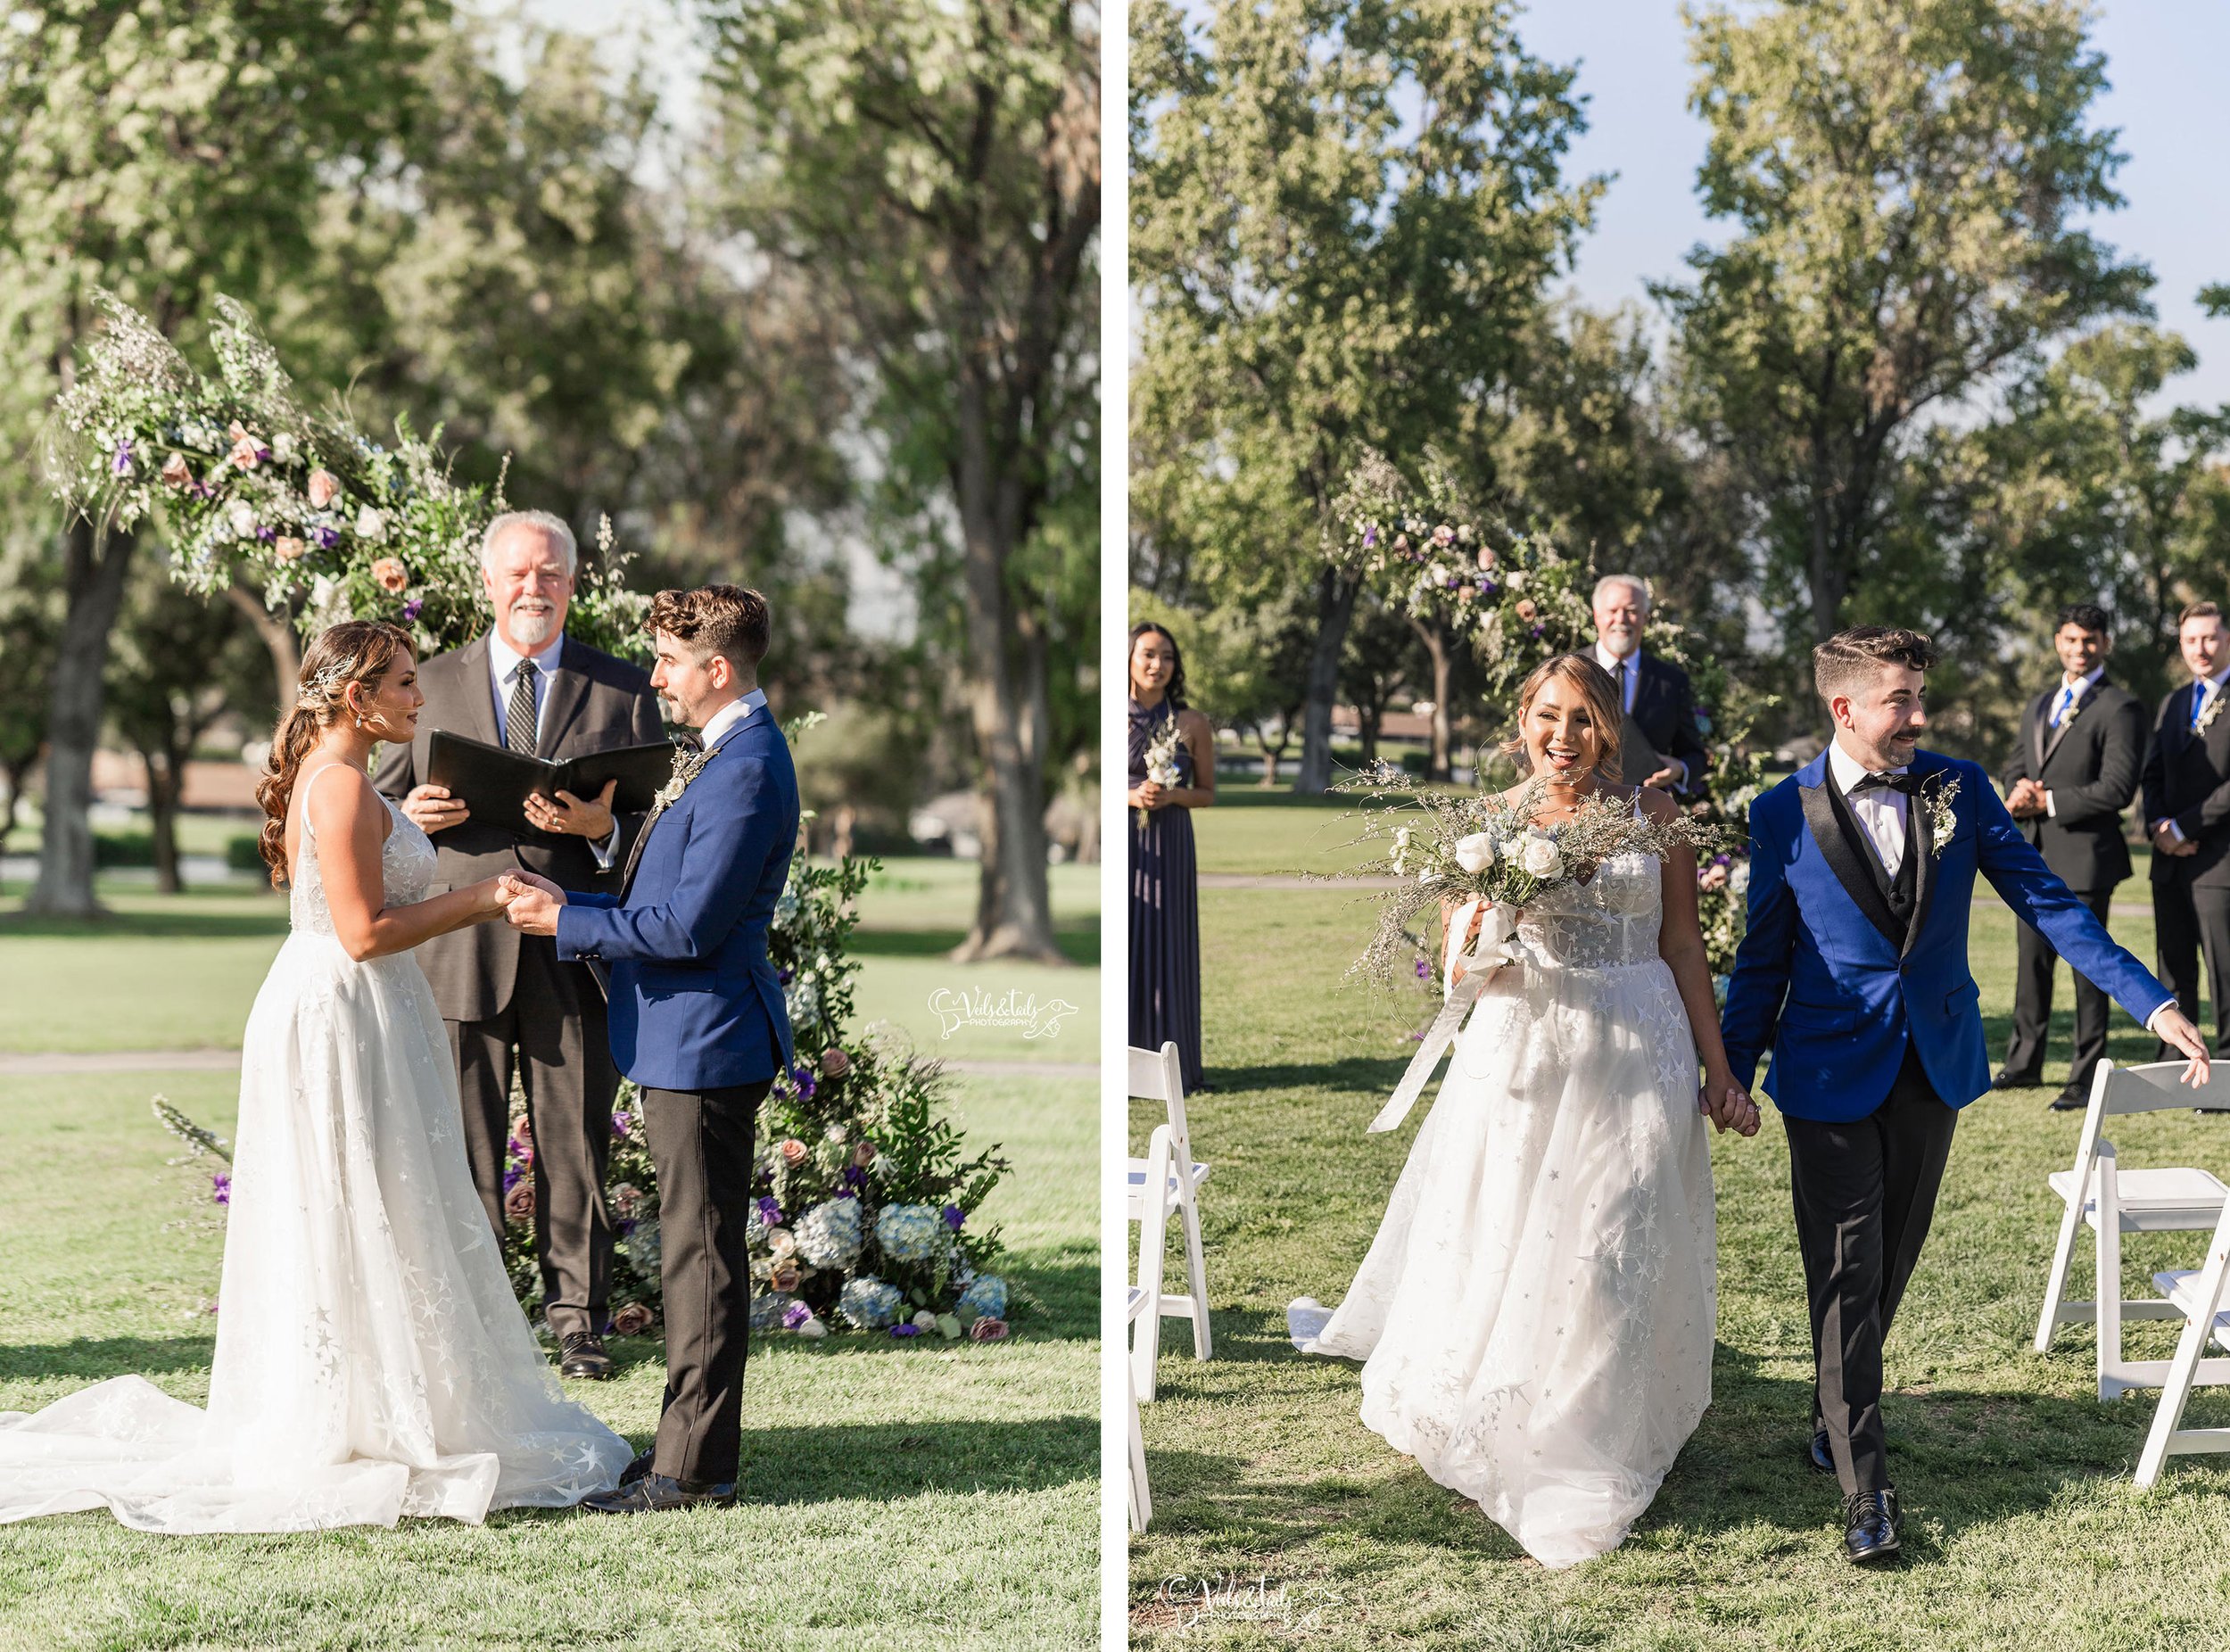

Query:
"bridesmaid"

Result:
[[1128, 623, 1216, 1092]]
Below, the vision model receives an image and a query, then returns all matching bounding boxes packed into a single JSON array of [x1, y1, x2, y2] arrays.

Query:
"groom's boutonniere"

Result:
[[652, 741, 715, 814], [1920, 772, 1961, 859]]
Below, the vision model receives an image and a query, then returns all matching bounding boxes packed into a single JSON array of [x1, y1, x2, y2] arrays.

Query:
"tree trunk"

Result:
[[1411, 616, 1455, 781], [1296, 566, 1362, 794], [227, 581, 301, 708], [1357, 706, 1380, 764], [28, 518, 134, 917], [144, 740, 181, 896]]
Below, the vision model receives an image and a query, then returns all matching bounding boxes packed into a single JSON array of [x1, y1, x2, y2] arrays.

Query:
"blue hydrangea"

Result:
[[874, 1202, 948, 1264], [955, 1274, 1007, 1322], [794, 1197, 863, 1269], [838, 1276, 903, 1330], [748, 1291, 798, 1332]]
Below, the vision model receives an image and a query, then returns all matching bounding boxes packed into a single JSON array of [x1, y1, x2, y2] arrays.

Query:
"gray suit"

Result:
[[373, 632, 664, 1339]]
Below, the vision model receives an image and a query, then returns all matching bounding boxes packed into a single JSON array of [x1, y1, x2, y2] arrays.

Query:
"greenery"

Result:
[[1129, 793, 2230, 1648]]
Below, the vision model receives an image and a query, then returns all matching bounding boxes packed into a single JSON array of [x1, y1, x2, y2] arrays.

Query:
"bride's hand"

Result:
[[471, 876, 513, 918], [1717, 1082, 1762, 1137]]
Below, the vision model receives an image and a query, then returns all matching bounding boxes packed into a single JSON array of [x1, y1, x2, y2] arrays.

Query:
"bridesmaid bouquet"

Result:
[[1136, 716, 1184, 829]]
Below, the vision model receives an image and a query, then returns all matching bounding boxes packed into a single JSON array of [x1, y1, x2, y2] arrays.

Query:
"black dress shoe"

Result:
[[617, 1448, 655, 1488], [1994, 1068, 2044, 1091], [2051, 1085, 2090, 1111], [558, 1331, 612, 1380], [1808, 1429, 1834, 1474], [578, 1473, 737, 1514], [1843, 1488, 1902, 1564]]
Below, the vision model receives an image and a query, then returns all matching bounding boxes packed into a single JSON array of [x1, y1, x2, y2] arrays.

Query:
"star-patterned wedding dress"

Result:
[[0, 768, 631, 1532], [1293, 850, 1717, 1568]]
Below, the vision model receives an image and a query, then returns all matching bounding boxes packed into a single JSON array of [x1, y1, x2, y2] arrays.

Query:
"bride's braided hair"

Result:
[[255, 620, 414, 888]]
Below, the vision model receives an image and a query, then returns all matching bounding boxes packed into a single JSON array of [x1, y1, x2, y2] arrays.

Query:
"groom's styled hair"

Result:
[[648, 584, 772, 673], [1812, 625, 1939, 707]]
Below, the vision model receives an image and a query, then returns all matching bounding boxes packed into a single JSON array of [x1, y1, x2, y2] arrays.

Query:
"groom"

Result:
[[1721, 625, 2209, 1565], [500, 584, 799, 1514]]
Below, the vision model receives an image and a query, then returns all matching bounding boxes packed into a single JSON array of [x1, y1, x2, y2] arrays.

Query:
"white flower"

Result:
[[227, 500, 256, 539], [1520, 831, 1564, 880], [1730, 861, 1751, 895], [271, 432, 294, 463], [1453, 831, 1496, 874], [355, 505, 387, 542]]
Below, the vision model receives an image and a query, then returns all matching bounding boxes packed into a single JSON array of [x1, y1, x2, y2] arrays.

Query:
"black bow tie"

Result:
[[1848, 770, 1920, 797]]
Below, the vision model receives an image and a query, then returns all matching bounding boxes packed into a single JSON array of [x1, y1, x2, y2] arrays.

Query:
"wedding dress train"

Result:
[[1297, 851, 1716, 1567], [0, 775, 632, 1532]]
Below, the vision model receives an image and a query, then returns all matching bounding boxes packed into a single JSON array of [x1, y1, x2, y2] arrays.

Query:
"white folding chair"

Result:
[[1127, 1286, 1153, 1532], [1127, 1040, 1212, 1402], [2135, 1192, 2230, 1485], [2035, 1060, 2230, 1399]]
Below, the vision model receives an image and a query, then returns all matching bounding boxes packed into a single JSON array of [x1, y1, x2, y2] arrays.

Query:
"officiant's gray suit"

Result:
[[373, 632, 663, 1341]]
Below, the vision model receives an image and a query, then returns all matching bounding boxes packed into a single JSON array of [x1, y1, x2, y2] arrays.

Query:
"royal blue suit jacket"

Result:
[[553, 704, 799, 1092], [1721, 748, 2168, 1122]]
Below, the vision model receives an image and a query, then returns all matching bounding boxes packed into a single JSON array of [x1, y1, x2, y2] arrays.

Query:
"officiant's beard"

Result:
[[508, 599, 559, 648]]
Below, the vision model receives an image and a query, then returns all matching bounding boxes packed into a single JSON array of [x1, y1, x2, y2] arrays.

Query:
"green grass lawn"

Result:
[[0, 1068, 1094, 1651], [1132, 793, 2230, 1649]]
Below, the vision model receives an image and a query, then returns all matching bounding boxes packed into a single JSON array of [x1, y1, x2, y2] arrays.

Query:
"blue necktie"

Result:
[[2195, 684, 2211, 733], [2052, 685, 2076, 729]]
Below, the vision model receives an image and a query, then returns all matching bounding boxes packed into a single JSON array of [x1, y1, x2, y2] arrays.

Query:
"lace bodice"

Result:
[[1515, 850, 1663, 970], [289, 770, 437, 938]]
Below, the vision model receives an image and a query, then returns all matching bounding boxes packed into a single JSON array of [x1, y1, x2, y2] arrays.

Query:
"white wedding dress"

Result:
[[0, 770, 632, 1532], [1296, 851, 1716, 1568]]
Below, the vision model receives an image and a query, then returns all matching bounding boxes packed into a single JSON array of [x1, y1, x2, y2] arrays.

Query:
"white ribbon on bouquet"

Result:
[[1366, 895, 1522, 1134]]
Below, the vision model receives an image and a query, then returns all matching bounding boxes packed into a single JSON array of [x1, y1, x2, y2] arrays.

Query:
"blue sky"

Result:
[[1518, 1, 2230, 406]]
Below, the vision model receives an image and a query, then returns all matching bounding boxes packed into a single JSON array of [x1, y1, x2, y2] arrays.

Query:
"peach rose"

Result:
[[226, 422, 261, 470], [968, 1317, 1009, 1342], [513, 1112, 533, 1148], [1698, 863, 1730, 892], [610, 1302, 655, 1336], [821, 1046, 851, 1080], [370, 557, 409, 594], [1475, 546, 1497, 571], [852, 1140, 878, 1169], [160, 452, 192, 490], [274, 536, 305, 563], [307, 468, 341, 508], [769, 1264, 801, 1293], [780, 1137, 809, 1168], [503, 1180, 534, 1224], [1515, 599, 1539, 622]]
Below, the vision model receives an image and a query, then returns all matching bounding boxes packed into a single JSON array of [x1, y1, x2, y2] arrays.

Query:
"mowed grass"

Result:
[[0, 1068, 1095, 1651], [1131, 790, 2230, 1650], [0, 856, 1099, 1061]]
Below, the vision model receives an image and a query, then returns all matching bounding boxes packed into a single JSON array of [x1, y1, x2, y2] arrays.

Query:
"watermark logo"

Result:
[[927, 986, 1078, 1040], [1138, 1574, 1342, 1634]]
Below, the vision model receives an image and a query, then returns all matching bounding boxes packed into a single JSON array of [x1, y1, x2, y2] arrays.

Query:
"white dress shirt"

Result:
[[2159, 664, 2230, 845], [2040, 665, 2105, 820], [1828, 739, 1909, 876], [1591, 640, 1688, 785], [698, 686, 768, 750], [487, 630, 619, 868]]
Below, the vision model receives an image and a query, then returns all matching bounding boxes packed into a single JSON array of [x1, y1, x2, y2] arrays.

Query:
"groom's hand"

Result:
[[2152, 1004, 2213, 1087], [500, 872, 566, 937], [524, 778, 617, 839]]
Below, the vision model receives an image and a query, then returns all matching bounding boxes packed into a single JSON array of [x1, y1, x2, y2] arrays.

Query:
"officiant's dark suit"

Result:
[[373, 526, 663, 1367], [2141, 653, 2230, 1059], [1996, 667, 2144, 1100]]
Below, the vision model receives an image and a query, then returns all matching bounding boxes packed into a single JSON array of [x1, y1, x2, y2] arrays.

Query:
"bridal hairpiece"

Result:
[[294, 661, 353, 710]]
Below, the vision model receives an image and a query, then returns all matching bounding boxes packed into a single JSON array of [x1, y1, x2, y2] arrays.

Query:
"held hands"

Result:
[[524, 778, 618, 839], [402, 783, 469, 834], [498, 870, 566, 936], [2152, 1004, 2214, 1088], [1699, 1075, 1762, 1136]]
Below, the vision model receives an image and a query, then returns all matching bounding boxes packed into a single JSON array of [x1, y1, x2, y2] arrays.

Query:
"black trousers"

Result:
[[642, 1078, 770, 1487], [2153, 876, 2230, 1057], [449, 937, 618, 1342], [2004, 885, 2117, 1088], [1783, 1044, 1959, 1497]]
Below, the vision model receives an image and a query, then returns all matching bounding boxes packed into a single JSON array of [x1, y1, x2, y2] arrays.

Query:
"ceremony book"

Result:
[[425, 729, 677, 841]]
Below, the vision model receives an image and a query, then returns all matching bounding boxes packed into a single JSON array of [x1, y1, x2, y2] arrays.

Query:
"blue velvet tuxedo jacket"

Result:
[[1721, 748, 2168, 1123], [554, 703, 799, 1092]]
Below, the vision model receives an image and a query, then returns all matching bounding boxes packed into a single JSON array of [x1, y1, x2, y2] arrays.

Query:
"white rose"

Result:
[[227, 500, 256, 539], [355, 505, 387, 542], [1520, 832, 1563, 880], [271, 432, 294, 463], [1730, 862, 1751, 895], [1453, 831, 1495, 874]]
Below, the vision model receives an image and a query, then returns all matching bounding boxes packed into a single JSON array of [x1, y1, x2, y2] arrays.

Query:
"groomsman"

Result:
[[1590, 573, 1710, 794], [374, 510, 665, 1378], [1995, 604, 2146, 1109], [2142, 600, 2230, 1070]]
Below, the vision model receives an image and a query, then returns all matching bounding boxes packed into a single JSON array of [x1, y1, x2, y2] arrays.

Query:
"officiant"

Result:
[[1589, 574, 1711, 796], [374, 509, 664, 1382]]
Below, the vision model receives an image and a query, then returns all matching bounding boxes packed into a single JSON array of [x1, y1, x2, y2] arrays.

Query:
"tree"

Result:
[[1663, 0, 2151, 648], [0, 0, 444, 915], [1131, 0, 1598, 791], [0, 544, 58, 845], [105, 560, 275, 893], [697, 0, 1100, 962], [1341, 594, 1421, 767]]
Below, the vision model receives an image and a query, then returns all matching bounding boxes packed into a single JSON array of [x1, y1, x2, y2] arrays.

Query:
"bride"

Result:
[[1295, 653, 1759, 1568], [0, 620, 632, 1532]]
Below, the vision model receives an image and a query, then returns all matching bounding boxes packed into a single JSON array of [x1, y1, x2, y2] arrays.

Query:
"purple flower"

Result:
[[255, 525, 277, 542], [1714, 853, 1732, 867], [617, 1217, 637, 1235], [1482, 581, 1500, 598], [756, 1195, 783, 1227], [112, 442, 133, 475], [1363, 525, 1378, 549], [401, 598, 423, 622], [611, 1111, 630, 1138], [211, 1170, 231, 1205], [777, 967, 794, 985], [781, 1301, 814, 1330], [502, 1164, 522, 1193], [842, 1166, 866, 1191], [1414, 957, 1430, 979], [889, 1323, 922, 1338], [312, 526, 341, 549], [789, 1065, 817, 1101], [1529, 624, 1546, 639], [942, 1203, 965, 1231]]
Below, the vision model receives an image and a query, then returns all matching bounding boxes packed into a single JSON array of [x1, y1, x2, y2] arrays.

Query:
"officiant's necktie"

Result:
[[507, 660, 539, 756]]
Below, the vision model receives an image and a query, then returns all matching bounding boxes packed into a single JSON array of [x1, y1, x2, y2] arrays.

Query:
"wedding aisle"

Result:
[[1128, 792, 2230, 1650]]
